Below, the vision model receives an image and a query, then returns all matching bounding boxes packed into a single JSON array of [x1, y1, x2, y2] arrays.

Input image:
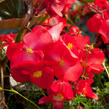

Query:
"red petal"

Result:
[[99, 20, 109, 44], [48, 22, 64, 42], [53, 101, 63, 109], [6, 43, 23, 60], [39, 95, 53, 104], [51, 1, 65, 16], [11, 69, 29, 82], [63, 62, 83, 81], [30, 66, 54, 89], [45, 39, 78, 80], [87, 48, 105, 65], [10, 49, 42, 68], [23, 25, 53, 50], [51, 80, 74, 99], [73, 35, 90, 50], [89, 64, 104, 74], [10, 62, 37, 82], [87, 14, 103, 33]]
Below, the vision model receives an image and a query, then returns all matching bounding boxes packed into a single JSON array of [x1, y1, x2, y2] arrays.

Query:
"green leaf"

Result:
[[83, 0, 95, 2], [105, 82, 109, 88]]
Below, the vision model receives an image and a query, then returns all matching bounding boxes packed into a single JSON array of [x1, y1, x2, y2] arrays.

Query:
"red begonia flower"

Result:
[[50, 80, 74, 99], [80, 48, 105, 74], [51, 0, 65, 17], [39, 94, 63, 109], [39, 80, 74, 108], [73, 35, 90, 50], [98, 20, 109, 44], [69, 26, 80, 35], [7, 25, 55, 83], [45, 39, 79, 80], [74, 79, 98, 100], [87, 14, 104, 33], [94, 0, 109, 10], [7, 25, 54, 61], [0, 33, 16, 46], [9, 46, 43, 82], [44, 0, 64, 16], [9, 25, 55, 68], [61, 33, 79, 56], [11, 62, 54, 89], [44, 0, 75, 16]]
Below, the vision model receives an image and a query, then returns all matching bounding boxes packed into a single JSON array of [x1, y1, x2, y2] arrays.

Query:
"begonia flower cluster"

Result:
[[6, 21, 104, 108], [87, 0, 109, 44], [0, 0, 107, 109]]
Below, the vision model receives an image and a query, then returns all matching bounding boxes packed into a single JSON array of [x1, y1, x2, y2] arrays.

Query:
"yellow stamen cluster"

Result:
[[26, 48, 34, 54], [53, 94, 64, 101], [59, 60, 64, 66], [82, 88, 86, 97], [33, 70, 42, 78], [68, 42, 73, 50]]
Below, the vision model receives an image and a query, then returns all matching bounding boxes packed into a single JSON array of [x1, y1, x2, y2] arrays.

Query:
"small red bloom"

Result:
[[39, 80, 74, 108], [98, 20, 109, 44], [69, 26, 80, 35], [80, 48, 105, 74], [74, 79, 98, 100], [11, 62, 54, 89], [61, 33, 79, 56], [73, 35, 90, 50], [87, 14, 104, 33], [94, 0, 109, 10], [50, 80, 74, 99], [44, 0, 75, 16], [9, 47, 43, 82]]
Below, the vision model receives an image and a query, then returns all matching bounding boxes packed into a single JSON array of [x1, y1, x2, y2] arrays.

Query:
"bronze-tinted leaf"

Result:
[[0, 18, 24, 29]]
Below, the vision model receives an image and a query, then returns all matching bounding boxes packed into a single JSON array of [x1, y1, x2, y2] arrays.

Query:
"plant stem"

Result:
[[0, 66, 9, 109], [103, 62, 109, 78], [0, 88, 41, 109]]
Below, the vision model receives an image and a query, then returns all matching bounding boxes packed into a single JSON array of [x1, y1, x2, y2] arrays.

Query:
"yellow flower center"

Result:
[[67, 43, 73, 50], [53, 94, 64, 101], [26, 48, 33, 54], [59, 60, 64, 66], [82, 88, 86, 97], [33, 70, 42, 78], [91, 44, 94, 49]]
